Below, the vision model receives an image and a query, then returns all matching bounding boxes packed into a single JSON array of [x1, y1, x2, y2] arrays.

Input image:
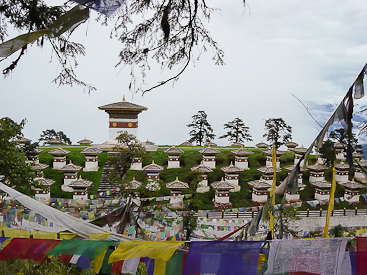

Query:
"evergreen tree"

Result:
[[329, 127, 363, 153], [187, 111, 215, 146], [0, 117, 34, 194], [219, 118, 252, 144], [39, 129, 72, 145], [263, 118, 292, 149]]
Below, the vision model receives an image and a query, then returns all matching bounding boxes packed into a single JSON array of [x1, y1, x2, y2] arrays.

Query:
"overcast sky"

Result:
[[1, 0, 367, 149]]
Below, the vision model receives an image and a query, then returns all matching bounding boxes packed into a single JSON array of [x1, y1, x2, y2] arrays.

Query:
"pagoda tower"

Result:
[[98, 96, 147, 151]]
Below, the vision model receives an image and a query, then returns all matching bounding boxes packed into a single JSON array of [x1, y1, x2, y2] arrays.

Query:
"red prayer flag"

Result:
[[111, 260, 124, 274], [357, 237, 367, 275], [0, 238, 61, 263]]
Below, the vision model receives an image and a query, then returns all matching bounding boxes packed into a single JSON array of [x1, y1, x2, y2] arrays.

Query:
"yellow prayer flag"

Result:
[[32, 231, 58, 239], [1, 238, 12, 248], [87, 233, 111, 240], [269, 144, 277, 237], [94, 251, 106, 274], [59, 232, 77, 240], [323, 165, 336, 238], [3, 228, 30, 238]]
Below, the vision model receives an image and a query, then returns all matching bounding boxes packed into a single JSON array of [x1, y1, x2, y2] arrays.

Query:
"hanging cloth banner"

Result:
[[46, 239, 117, 260], [108, 241, 184, 275], [182, 241, 264, 275], [0, 238, 61, 263], [323, 164, 336, 238], [0, 182, 134, 241], [265, 238, 350, 275], [71, 0, 126, 17]]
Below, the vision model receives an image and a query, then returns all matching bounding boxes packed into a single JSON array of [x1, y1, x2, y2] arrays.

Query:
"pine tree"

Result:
[[187, 111, 215, 146], [263, 118, 292, 149], [219, 118, 252, 144]]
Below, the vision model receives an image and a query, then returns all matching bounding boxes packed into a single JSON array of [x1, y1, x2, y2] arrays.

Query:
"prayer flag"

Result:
[[0, 238, 60, 263], [323, 164, 336, 238], [183, 241, 264, 275]]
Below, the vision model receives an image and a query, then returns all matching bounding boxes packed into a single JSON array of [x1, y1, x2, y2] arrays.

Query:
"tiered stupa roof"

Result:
[[166, 177, 189, 189], [142, 161, 164, 172], [31, 163, 49, 170], [221, 162, 244, 173], [98, 98, 148, 112], [47, 138, 63, 144], [69, 176, 92, 188], [310, 179, 331, 189], [352, 151, 364, 159], [231, 142, 244, 147], [285, 140, 298, 149], [293, 146, 308, 154], [307, 162, 329, 171], [211, 178, 234, 190], [231, 146, 254, 156], [256, 141, 269, 148], [48, 146, 70, 156], [335, 161, 350, 171], [248, 177, 271, 189], [35, 177, 55, 186], [125, 177, 142, 190], [164, 145, 184, 155], [262, 149, 285, 156], [81, 146, 102, 155], [59, 161, 82, 172], [191, 162, 213, 173], [198, 146, 220, 155], [257, 166, 282, 174], [179, 140, 193, 146], [339, 179, 365, 190], [17, 137, 31, 144], [77, 138, 93, 145], [204, 141, 217, 147], [283, 165, 308, 172]]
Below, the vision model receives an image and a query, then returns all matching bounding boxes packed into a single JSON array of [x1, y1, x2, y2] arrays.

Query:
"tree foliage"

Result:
[[108, 131, 147, 185], [0, 117, 34, 194], [263, 118, 292, 149], [318, 139, 335, 167], [187, 111, 215, 146], [329, 127, 363, 153], [0, 1, 95, 91], [0, 0, 241, 93], [38, 129, 72, 145], [219, 118, 252, 144]]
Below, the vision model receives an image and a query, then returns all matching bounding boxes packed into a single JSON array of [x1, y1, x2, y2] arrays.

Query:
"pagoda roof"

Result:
[[30, 148, 43, 154], [191, 162, 213, 173], [262, 149, 285, 156], [352, 151, 364, 158], [248, 177, 271, 189], [179, 140, 193, 146], [164, 146, 184, 155], [166, 177, 189, 189], [335, 161, 350, 170], [59, 161, 82, 172], [257, 166, 282, 174], [142, 161, 164, 172], [204, 141, 217, 147], [231, 147, 254, 156], [77, 138, 93, 144], [47, 138, 63, 144], [69, 176, 92, 188], [339, 180, 365, 190], [125, 177, 142, 190], [310, 180, 331, 189], [17, 137, 31, 143], [35, 177, 55, 186], [293, 146, 308, 154], [256, 141, 269, 148], [81, 146, 102, 155], [355, 159, 367, 167], [231, 142, 244, 147], [283, 165, 308, 172], [198, 146, 220, 155], [31, 163, 49, 170], [334, 142, 346, 149], [211, 178, 234, 190], [98, 98, 147, 112], [48, 147, 70, 156], [307, 163, 329, 171], [285, 141, 298, 148], [221, 162, 244, 173]]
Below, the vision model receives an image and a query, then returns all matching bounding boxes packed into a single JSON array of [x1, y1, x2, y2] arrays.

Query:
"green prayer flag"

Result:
[[0, 29, 48, 58], [48, 5, 89, 38], [101, 247, 114, 274], [165, 253, 184, 275], [46, 240, 116, 259]]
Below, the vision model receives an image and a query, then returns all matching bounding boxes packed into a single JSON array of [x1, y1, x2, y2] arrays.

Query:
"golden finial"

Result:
[[123, 95, 126, 102], [133, 177, 136, 181], [152, 160, 155, 164], [176, 176, 179, 181], [230, 161, 233, 166]]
